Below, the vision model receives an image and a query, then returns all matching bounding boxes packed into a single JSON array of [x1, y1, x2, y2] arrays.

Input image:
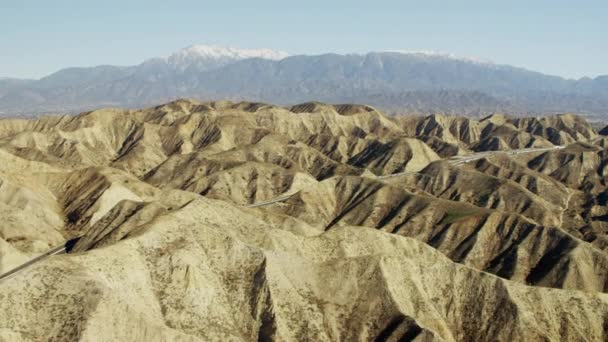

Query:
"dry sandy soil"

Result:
[[0, 99, 607, 341]]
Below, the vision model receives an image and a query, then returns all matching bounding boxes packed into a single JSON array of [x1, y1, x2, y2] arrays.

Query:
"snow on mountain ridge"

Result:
[[387, 50, 495, 65], [155, 44, 290, 72], [166, 44, 290, 64]]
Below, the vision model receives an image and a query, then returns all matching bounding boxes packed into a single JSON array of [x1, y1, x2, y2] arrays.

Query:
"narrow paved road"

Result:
[[0, 194, 300, 282], [447, 145, 564, 165], [0, 244, 66, 282], [247, 193, 297, 208], [383, 145, 565, 178], [0, 145, 567, 283]]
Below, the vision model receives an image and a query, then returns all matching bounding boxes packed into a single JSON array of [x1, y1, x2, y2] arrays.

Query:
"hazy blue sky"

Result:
[[1, 0, 606, 79]]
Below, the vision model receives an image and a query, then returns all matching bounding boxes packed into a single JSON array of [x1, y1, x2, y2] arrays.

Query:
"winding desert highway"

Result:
[[0, 244, 66, 282], [447, 145, 565, 165], [380, 145, 565, 178], [0, 144, 565, 282], [246, 193, 298, 208], [0, 193, 299, 282]]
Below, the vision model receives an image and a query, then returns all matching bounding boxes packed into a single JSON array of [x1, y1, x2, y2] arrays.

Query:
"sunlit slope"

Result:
[[0, 100, 606, 341]]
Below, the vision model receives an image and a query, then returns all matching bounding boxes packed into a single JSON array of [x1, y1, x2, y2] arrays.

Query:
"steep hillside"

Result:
[[0, 100, 607, 341]]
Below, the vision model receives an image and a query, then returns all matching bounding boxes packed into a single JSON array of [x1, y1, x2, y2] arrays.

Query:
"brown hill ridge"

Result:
[[0, 99, 607, 341]]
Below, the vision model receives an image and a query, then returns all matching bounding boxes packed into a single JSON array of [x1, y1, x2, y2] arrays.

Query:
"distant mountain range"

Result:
[[1, 45, 607, 119]]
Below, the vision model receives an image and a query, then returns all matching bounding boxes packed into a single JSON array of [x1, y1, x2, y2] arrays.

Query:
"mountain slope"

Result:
[[1, 48, 607, 117], [0, 100, 607, 341]]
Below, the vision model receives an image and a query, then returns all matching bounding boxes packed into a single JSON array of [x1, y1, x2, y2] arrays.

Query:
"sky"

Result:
[[1, 0, 606, 80]]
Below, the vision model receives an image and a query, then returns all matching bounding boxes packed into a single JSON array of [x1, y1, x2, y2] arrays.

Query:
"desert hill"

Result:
[[0, 99, 607, 341]]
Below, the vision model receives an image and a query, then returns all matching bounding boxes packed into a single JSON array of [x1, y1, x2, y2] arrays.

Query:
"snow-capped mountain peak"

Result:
[[161, 44, 289, 71], [173, 45, 289, 60]]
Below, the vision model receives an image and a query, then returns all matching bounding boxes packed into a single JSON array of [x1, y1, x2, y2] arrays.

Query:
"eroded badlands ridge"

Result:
[[0, 99, 607, 341]]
